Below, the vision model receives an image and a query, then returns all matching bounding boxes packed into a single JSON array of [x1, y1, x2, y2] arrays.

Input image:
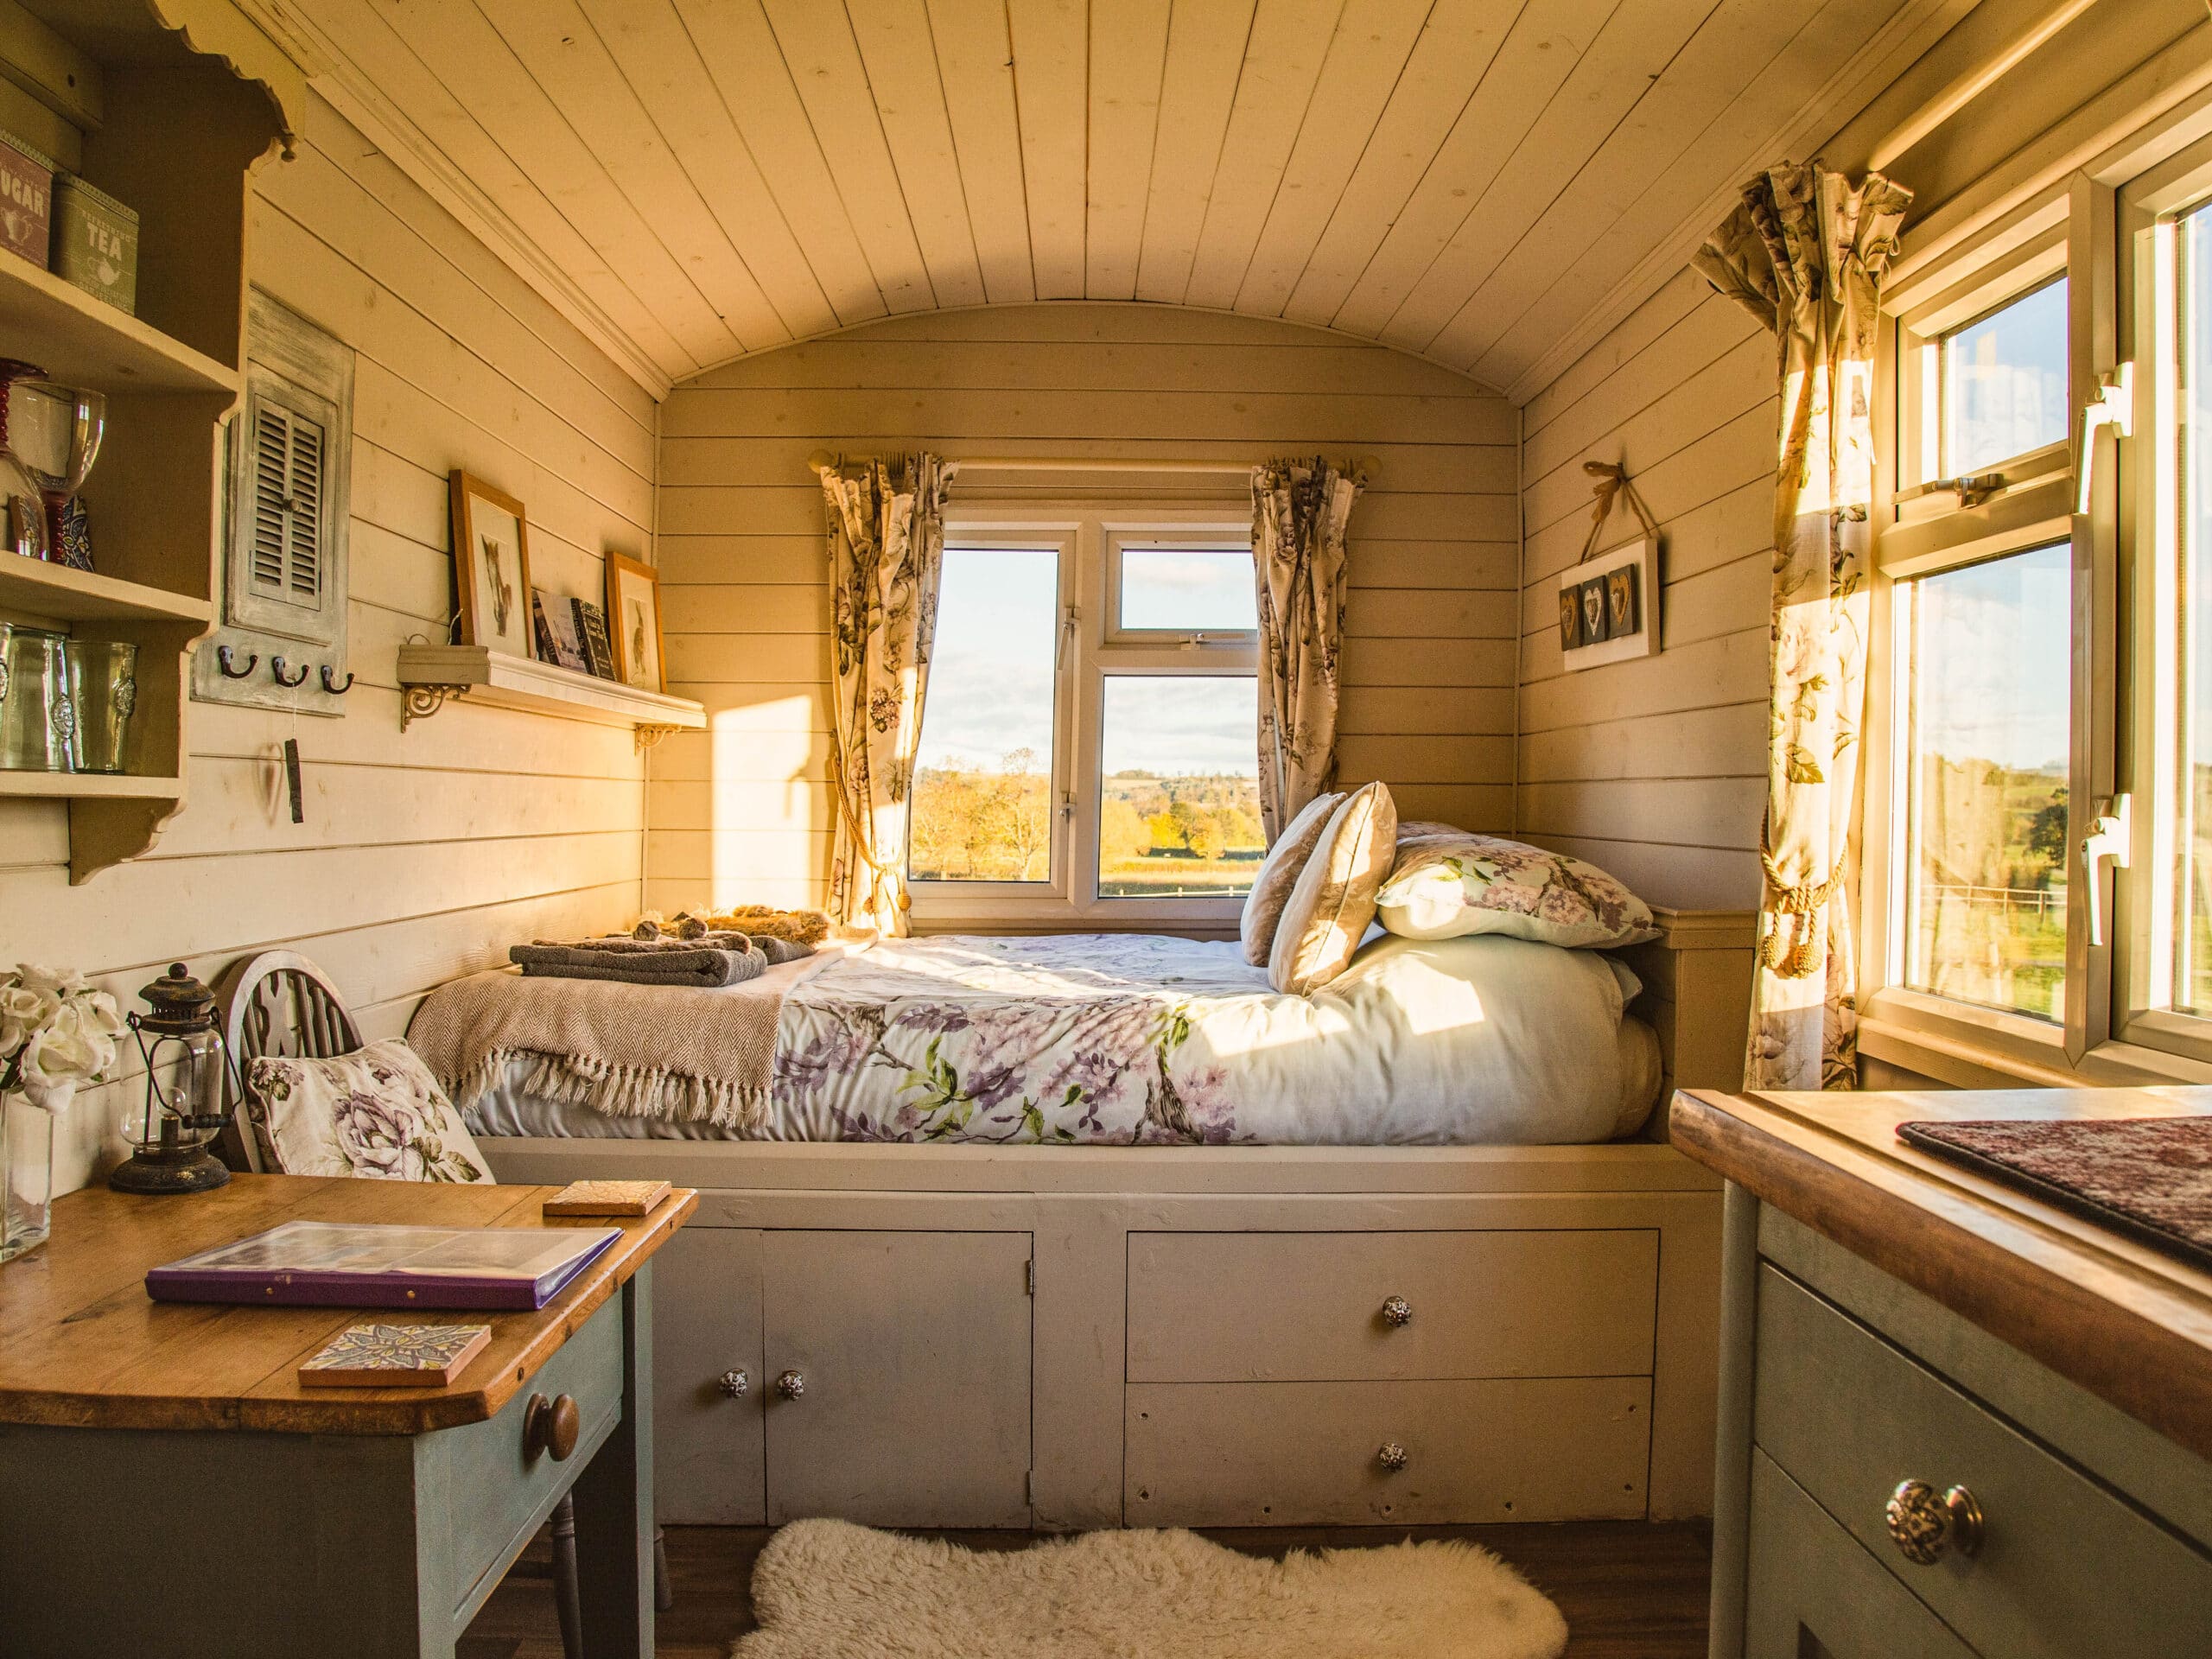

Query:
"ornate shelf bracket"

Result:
[[634, 723, 682, 754], [402, 683, 468, 729]]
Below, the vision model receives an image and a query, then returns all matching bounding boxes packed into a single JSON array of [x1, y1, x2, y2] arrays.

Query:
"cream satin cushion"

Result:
[[246, 1038, 496, 1184], [1268, 781, 1398, 995], [1238, 791, 1345, 965]]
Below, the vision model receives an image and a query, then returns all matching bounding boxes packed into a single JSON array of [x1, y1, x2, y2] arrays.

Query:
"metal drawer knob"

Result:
[[1380, 1295, 1413, 1328], [775, 1369, 806, 1401], [524, 1392, 581, 1462], [1885, 1479, 1983, 1565], [1376, 1441, 1408, 1472], [719, 1368, 749, 1399]]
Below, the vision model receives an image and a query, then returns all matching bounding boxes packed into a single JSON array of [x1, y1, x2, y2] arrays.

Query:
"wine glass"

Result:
[[31, 385, 104, 565], [0, 358, 48, 545]]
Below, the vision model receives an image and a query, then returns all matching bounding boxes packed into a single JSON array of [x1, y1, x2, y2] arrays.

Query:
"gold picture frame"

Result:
[[448, 471, 535, 660], [605, 550, 667, 695]]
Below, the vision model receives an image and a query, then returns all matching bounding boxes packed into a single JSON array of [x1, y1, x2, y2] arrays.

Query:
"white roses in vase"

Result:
[[1, 966, 126, 1112]]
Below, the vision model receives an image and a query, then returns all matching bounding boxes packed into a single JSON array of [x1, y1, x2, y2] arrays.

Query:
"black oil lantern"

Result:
[[110, 964, 232, 1195]]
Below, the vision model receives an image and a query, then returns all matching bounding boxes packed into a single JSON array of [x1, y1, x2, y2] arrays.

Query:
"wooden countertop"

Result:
[[0, 1174, 696, 1436], [1671, 1086, 2212, 1464]]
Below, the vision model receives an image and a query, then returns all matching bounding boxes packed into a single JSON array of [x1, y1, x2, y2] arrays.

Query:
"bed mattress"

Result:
[[462, 931, 1662, 1147]]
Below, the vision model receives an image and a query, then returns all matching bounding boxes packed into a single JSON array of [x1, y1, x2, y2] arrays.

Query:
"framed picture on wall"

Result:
[[1555, 535, 1660, 672], [606, 550, 667, 694], [449, 471, 534, 660]]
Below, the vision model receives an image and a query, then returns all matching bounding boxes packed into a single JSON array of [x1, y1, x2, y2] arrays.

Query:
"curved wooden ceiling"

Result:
[[248, 0, 1969, 399]]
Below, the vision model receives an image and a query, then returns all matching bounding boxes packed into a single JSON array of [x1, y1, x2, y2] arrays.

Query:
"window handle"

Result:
[[2081, 794, 2131, 949], [1056, 604, 1077, 669], [2077, 362, 2133, 512]]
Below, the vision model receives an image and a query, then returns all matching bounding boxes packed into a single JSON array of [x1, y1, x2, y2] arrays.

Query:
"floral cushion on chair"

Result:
[[1376, 830, 1659, 950], [246, 1038, 495, 1184]]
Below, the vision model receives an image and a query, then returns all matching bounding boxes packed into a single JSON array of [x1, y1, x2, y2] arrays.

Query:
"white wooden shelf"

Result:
[[0, 254, 237, 395], [0, 771, 184, 800], [0, 554, 213, 625], [397, 645, 706, 745]]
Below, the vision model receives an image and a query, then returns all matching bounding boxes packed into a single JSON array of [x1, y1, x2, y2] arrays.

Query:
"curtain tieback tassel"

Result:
[[1757, 844, 1846, 980]]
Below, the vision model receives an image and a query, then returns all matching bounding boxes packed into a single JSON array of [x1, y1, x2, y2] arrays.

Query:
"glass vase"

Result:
[[1, 1091, 54, 1262]]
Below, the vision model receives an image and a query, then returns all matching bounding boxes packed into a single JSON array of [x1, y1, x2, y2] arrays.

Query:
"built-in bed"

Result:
[[440, 911, 1753, 1533]]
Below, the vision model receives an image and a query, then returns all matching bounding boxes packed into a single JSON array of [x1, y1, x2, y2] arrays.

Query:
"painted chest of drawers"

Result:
[[1674, 1087, 2212, 1659]]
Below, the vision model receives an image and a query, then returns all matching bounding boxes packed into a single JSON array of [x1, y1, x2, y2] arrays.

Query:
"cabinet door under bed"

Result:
[[653, 1226, 1034, 1529]]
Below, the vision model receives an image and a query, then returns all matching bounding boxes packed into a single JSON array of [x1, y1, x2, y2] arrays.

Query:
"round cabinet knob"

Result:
[[775, 1369, 806, 1401], [719, 1368, 749, 1399], [1380, 1295, 1413, 1328], [524, 1392, 582, 1462], [1885, 1479, 1984, 1566], [1376, 1441, 1409, 1472]]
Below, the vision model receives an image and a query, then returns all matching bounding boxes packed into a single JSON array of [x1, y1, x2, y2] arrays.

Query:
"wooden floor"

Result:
[[461, 1519, 1711, 1657]]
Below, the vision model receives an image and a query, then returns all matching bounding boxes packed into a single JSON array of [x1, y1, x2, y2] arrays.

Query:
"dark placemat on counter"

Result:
[[1897, 1116, 2212, 1274]]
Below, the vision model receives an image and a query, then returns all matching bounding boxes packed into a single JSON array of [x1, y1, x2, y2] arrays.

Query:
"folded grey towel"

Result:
[[510, 941, 766, 988], [750, 935, 815, 965]]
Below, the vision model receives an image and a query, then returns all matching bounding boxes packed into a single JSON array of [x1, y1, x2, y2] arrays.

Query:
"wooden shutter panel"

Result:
[[245, 397, 326, 611]]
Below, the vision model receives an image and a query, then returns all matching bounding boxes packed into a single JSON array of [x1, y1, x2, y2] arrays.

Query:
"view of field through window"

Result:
[[1902, 543, 2072, 1020], [906, 550, 1262, 895], [2175, 203, 2212, 1012]]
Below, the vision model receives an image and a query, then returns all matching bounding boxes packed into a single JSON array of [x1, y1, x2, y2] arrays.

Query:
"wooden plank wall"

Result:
[[0, 94, 654, 1194], [650, 305, 1517, 917], [1516, 269, 1774, 912]]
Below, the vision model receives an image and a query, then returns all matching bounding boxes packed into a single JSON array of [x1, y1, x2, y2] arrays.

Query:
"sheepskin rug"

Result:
[[733, 1519, 1569, 1659]]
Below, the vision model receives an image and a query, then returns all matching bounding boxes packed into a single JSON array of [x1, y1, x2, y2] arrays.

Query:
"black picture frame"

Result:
[[1580, 577, 1611, 644], [1606, 564, 1639, 637]]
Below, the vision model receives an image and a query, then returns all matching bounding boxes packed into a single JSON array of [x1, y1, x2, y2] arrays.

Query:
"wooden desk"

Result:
[[1673, 1088, 2212, 1659], [0, 1174, 696, 1659]]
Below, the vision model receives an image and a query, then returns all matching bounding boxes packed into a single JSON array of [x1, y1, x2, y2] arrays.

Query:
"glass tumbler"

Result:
[[66, 639, 136, 773], [0, 628, 76, 771]]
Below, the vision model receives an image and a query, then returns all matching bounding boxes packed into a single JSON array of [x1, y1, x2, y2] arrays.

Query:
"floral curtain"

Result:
[[820, 454, 956, 936], [1252, 458, 1363, 842], [1693, 162, 1911, 1090]]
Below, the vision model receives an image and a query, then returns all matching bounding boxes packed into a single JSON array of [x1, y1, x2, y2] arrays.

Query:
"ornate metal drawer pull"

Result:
[[1376, 1441, 1408, 1472], [1885, 1479, 1983, 1565], [524, 1392, 582, 1462], [775, 1369, 805, 1401], [1380, 1295, 1413, 1328], [719, 1368, 749, 1398], [216, 645, 257, 679], [270, 655, 310, 688]]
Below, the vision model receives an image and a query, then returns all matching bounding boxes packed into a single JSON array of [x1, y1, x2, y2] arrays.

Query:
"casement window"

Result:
[[1863, 99, 2212, 1087], [904, 506, 1260, 926]]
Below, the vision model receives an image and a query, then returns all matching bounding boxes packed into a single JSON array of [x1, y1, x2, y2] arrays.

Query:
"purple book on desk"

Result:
[[145, 1220, 621, 1311]]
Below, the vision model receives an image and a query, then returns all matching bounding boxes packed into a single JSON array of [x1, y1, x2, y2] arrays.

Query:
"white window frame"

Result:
[[1860, 83, 2212, 1090], [905, 501, 1257, 930]]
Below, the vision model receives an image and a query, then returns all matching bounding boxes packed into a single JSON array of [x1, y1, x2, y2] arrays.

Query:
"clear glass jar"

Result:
[[0, 627, 74, 772], [65, 639, 135, 773]]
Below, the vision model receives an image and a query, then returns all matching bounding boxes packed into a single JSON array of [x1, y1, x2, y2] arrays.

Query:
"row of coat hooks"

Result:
[[214, 644, 353, 694]]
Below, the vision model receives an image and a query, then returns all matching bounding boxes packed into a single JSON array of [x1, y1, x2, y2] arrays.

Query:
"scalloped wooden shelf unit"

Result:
[[0, 256, 236, 395], [0, 771, 185, 799], [0, 555, 213, 625]]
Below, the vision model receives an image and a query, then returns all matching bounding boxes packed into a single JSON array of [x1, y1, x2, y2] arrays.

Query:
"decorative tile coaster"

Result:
[[297, 1323, 493, 1388], [543, 1179, 672, 1217]]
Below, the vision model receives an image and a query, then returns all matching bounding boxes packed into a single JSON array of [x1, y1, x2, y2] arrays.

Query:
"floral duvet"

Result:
[[467, 931, 1659, 1147]]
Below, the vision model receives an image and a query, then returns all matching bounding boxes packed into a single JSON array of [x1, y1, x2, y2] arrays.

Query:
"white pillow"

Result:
[[246, 1038, 496, 1184], [1376, 830, 1658, 950]]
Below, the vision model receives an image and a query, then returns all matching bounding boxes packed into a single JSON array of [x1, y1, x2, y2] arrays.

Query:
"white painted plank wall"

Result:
[[650, 304, 1516, 917], [1515, 268, 1773, 912], [0, 94, 653, 1195]]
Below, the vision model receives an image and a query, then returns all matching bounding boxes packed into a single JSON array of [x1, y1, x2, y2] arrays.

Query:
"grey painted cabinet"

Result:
[[655, 1226, 1033, 1529], [1712, 1198, 2212, 1659]]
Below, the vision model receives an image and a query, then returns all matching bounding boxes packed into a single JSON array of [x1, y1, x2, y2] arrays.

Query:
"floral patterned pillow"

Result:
[[247, 1038, 495, 1184], [1375, 832, 1658, 950]]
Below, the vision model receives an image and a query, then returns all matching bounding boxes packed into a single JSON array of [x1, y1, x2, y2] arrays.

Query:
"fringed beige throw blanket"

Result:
[[408, 947, 843, 1132]]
